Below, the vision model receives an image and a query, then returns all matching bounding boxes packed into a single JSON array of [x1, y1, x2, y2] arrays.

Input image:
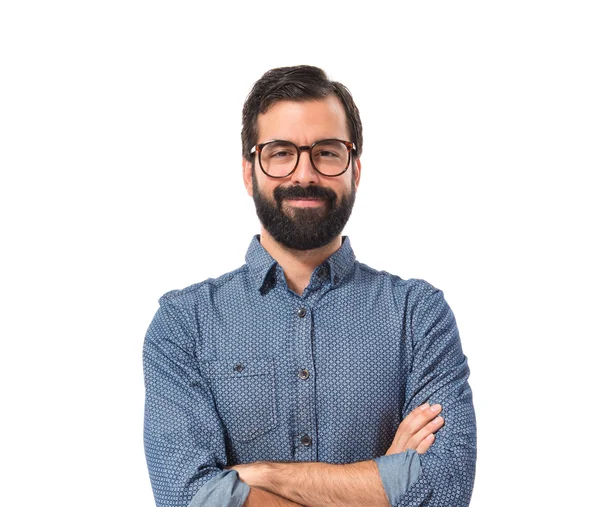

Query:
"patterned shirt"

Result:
[[143, 235, 477, 506]]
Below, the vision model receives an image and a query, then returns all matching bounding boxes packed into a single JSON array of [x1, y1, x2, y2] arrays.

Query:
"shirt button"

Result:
[[298, 369, 310, 380], [233, 363, 244, 373], [297, 307, 307, 318], [333, 275, 340, 284], [300, 434, 312, 447], [318, 267, 329, 281]]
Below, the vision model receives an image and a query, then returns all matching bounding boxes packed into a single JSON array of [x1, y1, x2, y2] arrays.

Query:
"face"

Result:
[[243, 96, 361, 251]]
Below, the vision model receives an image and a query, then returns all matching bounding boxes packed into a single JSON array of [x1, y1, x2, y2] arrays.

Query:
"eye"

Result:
[[269, 150, 295, 159], [314, 149, 340, 158], [312, 141, 346, 160], [262, 141, 297, 162]]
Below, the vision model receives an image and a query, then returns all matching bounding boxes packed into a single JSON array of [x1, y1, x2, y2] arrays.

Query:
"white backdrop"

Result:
[[1, 1, 598, 506]]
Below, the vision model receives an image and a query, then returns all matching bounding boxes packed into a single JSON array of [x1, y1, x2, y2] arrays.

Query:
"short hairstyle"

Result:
[[241, 65, 363, 162]]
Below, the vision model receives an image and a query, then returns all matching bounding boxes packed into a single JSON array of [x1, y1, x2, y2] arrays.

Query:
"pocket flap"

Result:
[[203, 358, 273, 379]]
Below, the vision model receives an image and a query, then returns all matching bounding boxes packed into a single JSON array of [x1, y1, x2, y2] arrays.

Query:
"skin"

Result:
[[233, 403, 444, 507], [238, 97, 445, 506], [242, 96, 361, 296]]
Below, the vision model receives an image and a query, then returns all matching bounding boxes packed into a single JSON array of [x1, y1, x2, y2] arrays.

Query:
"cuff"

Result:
[[374, 450, 422, 506], [188, 469, 251, 507]]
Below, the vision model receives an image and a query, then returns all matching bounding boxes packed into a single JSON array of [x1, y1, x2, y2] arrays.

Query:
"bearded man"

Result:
[[143, 65, 477, 507]]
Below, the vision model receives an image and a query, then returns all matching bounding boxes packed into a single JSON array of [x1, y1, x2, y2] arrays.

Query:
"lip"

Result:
[[284, 198, 325, 207]]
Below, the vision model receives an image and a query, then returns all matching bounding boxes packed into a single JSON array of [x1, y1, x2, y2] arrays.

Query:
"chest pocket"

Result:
[[203, 357, 278, 442]]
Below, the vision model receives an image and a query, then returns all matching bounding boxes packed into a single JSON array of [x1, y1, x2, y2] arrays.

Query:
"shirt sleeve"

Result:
[[143, 296, 250, 507], [374, 450, 422, 504], [396, 284, 477, 506]]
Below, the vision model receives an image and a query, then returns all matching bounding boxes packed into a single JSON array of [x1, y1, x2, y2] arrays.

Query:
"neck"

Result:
[[259, 228, 342, 296]]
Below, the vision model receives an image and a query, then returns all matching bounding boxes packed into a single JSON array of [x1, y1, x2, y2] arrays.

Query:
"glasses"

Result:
[[250, 138, 356, 178]]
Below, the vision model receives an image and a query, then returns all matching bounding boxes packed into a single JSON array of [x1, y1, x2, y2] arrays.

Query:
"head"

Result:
[[241, 65, 363, 251]]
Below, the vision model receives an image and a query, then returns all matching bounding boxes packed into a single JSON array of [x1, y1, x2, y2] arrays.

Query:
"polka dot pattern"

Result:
[[143, 235, 476, 506]]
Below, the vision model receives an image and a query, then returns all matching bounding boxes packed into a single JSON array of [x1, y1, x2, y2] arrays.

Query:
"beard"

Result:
[[251, 168, 356, 251]]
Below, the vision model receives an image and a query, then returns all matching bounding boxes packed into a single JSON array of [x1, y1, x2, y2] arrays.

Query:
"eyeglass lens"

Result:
[[260, 140, 349, 177]]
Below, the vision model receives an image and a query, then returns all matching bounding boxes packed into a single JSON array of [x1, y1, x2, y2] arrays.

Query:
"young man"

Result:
[[143, 66, 476, 507]]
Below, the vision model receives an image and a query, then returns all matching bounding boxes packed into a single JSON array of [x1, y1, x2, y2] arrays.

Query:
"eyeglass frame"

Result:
[[250, 138, 357, 178]]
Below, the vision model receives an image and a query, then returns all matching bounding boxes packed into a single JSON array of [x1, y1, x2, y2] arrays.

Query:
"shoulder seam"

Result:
[[159, 265, 249, 304]]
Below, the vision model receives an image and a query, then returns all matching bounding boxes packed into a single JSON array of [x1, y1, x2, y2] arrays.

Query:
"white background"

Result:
[[1, 1, 598, 505]]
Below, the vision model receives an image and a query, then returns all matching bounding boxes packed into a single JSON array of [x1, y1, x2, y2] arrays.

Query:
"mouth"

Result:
[[283, 198, 326, 207]]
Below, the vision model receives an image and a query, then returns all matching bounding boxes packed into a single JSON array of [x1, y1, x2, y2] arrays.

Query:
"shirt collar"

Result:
[[245, 234, 356, 293]]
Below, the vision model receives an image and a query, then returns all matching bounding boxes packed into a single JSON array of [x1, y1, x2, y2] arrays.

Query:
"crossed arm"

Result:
[[231, 289, 477, 506], [144, 287, 476, 507], [233, 403, 445, 507]]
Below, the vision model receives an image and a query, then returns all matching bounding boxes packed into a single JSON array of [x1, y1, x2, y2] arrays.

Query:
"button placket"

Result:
[[293, 302, 317, 459]]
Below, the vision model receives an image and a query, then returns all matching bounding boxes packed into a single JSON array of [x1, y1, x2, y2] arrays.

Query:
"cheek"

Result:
[[334, 179, 353, 198]]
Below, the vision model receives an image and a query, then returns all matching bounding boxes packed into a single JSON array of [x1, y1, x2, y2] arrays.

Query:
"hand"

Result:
[[385, 403, 444, 455], [225, 462, 264, 487]]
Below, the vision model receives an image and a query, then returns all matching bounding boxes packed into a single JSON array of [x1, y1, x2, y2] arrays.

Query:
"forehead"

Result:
[[256, 95, 349, 144]]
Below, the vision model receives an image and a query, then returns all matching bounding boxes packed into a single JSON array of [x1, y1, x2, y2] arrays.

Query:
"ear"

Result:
[[353, 157, 362, 189], [242, 158, 254, 196]]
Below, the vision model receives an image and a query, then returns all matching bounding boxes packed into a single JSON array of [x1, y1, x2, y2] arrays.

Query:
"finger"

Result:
[[407, 403, 442, 431], [393, 404, 443, 449], [391, 403, 432, 440], [415, 433, 435, 454], [406, 415, 444, 451], [402, 403, 431, 425]]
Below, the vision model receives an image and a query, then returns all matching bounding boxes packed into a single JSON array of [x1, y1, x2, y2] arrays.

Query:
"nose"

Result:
[[291, 149, 320, 185]]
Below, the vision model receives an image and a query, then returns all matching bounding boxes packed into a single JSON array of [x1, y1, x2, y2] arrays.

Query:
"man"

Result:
[[143, 65, 476, 507]]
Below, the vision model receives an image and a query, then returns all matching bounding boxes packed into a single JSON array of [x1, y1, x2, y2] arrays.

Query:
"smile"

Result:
[[284, 198, 326, 207]]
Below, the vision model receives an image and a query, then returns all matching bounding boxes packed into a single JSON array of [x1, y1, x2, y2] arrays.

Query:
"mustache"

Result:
[[273, 185, 337, 203]]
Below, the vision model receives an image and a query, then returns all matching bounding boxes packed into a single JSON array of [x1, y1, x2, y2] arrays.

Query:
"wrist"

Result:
[[248, 461, 274, 490]]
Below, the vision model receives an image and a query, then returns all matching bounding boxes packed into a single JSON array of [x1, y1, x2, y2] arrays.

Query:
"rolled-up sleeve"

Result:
[[374, 450, 422, 504], [397, 284, 477, 506], [143, 296, 250, 507]]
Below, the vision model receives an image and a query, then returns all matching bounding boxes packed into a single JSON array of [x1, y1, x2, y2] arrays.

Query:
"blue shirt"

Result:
[[143, 235, 476, 506]]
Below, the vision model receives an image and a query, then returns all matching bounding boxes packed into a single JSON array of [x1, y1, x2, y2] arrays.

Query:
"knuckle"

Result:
[[408, 420, 424, 434], [424, 408, 441, 421], [416, 413, 434, 428], [429, 416, 444, 426]]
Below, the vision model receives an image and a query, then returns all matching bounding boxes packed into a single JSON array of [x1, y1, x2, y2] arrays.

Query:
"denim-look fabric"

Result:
[[143, 235, 476, 507]]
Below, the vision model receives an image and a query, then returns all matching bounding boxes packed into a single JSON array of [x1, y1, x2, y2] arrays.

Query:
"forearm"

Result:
[[244, 486, 305, 506], [247, 460, 390, 507]]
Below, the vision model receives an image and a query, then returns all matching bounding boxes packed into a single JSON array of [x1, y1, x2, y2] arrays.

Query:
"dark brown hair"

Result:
[[241, 65, 363, 162]]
